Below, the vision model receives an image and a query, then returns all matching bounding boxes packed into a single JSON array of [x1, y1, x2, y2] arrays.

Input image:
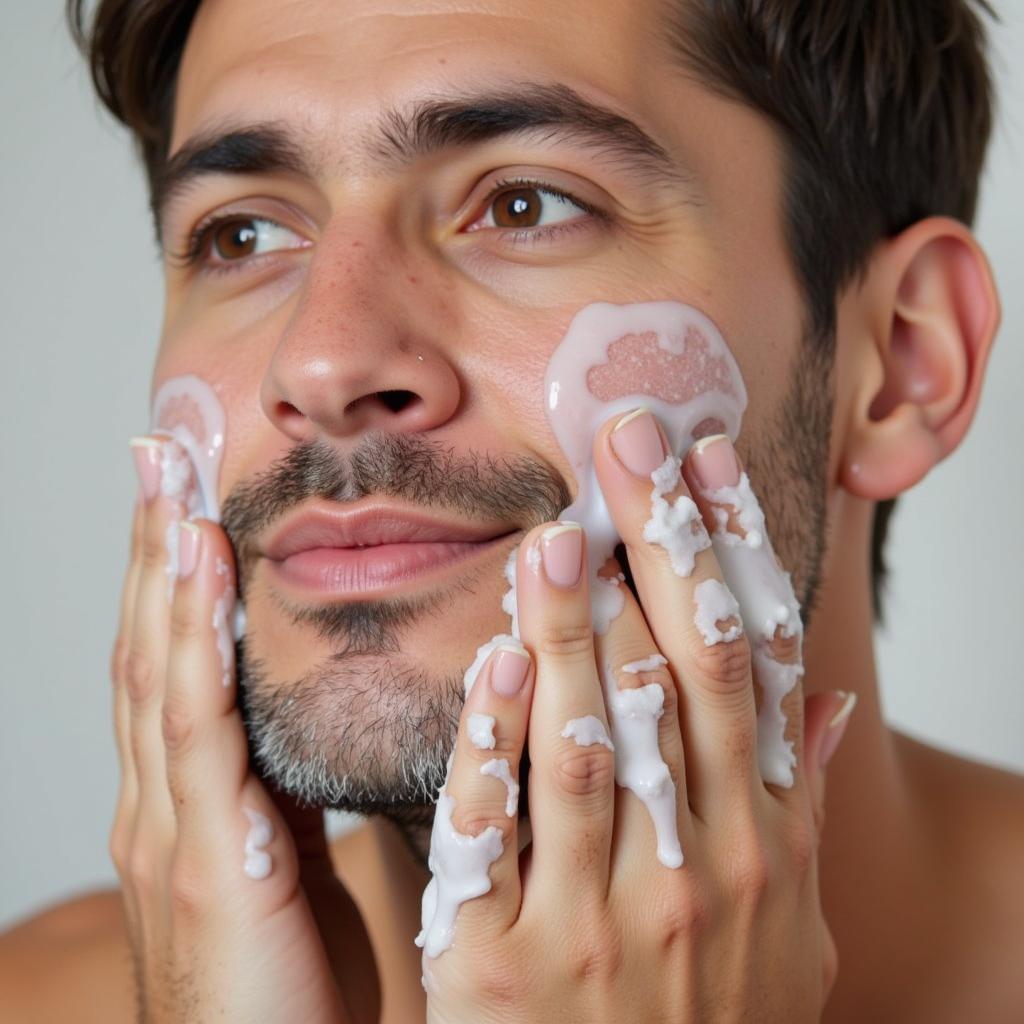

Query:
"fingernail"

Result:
[[177, 521, 202, 579], [688, 434, 740, 491], [819, 691, 858, 770], [130, 437, 162, 502], [610, 408, 668, 478], [540, 522, 584, 588], [491, 643, 531, 697]]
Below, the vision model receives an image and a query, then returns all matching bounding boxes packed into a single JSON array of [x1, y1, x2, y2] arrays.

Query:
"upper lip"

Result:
[[262, 500, 515, 561]]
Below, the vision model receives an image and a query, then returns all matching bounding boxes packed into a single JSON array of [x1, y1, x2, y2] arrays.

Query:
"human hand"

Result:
[[111, 436, 379, 1023], [419, 415, 851, 1022]]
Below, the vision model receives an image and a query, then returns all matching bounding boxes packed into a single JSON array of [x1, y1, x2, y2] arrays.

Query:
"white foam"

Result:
[[705, 472, 803, 786], [603, 670, 683, 869], [242, 807, 274, 880], [642, 455, 711, 578], [212, 557, 236, 688], [693, 578, 743, 646], [561, 715, 615, 751], [480, 758, 519, 817], [467, 713, 496, 750], [621, 653, 668, 674], [414, 783, 505, 958]]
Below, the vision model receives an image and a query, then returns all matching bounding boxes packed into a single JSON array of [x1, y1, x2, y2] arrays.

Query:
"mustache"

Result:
[[219, 432, 572, 651]]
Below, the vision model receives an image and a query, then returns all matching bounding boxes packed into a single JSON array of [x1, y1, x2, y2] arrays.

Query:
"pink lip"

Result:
[[261, 500, 516, 597]]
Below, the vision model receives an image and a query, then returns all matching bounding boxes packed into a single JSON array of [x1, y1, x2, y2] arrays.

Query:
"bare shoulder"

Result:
[[0, 888, 135, 1024], [894, 731, 1024, 1014]]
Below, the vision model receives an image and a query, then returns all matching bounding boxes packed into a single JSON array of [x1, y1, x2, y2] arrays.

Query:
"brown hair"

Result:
[[67, 0, 997, 619]]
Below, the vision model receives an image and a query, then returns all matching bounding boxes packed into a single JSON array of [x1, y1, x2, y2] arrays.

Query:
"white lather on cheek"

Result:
[[242, 807, 274, 880], [150, 375, 247, 640], [700, 458, 804, 787], [561, 715, 615, 751], [544, 301, 747, 639], [693, 579, 743, 646]]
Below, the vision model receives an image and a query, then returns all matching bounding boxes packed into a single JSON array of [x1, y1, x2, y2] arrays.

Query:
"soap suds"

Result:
[[621, 653, 668, 674], [242, 807, 274, 880], [561, 716, 615, 751], [693, 579, 743, 646], [642, 455, 712, 578], [704, 471, 803, 786], [212, 558, 236, 687], [480, 758, 519, 817], [467, 714, 497, 750], [603, 670, 683, 869], [415, 786, 505, 958]]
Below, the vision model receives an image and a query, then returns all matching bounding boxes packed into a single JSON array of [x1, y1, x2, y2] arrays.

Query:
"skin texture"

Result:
[[2, 0, 1023, 1021]]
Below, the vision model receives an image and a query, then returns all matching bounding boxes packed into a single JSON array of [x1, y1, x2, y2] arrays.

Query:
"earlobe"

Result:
[[840, 217, 1001, 501]]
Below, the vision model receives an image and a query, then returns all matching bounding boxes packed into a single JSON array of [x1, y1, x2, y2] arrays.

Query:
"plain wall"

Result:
[[1, 5, 1021, 931]]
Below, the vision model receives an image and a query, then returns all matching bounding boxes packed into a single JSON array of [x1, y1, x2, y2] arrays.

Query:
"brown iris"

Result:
[[212, 218, 259, 260], [491, 188, 544, 228]]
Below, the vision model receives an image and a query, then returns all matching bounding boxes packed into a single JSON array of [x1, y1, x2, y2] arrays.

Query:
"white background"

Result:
[[1, 4, 1021, 930]]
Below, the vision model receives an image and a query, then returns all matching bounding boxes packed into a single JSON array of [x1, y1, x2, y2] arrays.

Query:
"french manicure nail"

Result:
[[540, 522, 584, 588], [491, 643, 531, 697], [819, 691, 858, 770], [610, 408, 668, 478], [177, 521, 202, 579], [688, 434, 741, 491], [130, 437, 162, 502]]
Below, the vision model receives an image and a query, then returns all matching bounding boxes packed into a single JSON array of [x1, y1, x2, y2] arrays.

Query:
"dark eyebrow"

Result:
[[154, 81, 690, 246]]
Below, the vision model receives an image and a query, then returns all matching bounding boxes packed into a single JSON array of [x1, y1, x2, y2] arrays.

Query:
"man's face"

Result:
[[154, 0, 826, 841]]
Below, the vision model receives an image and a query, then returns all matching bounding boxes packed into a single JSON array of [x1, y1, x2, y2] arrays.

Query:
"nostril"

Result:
[[377, 389, 418, 413]]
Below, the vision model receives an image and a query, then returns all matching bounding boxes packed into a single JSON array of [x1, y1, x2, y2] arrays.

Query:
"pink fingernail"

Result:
[[610, 408, 668, 478], [177, 522, 202, 579], [491, 644, 531, 697], [819, 692, 858, 770], [688, 434, 740, 491], [129, 437, 162, 502], [540, 522, 584, 588]]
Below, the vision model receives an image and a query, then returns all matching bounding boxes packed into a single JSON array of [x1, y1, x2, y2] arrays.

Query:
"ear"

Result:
[[839, 217, 1001, 500]]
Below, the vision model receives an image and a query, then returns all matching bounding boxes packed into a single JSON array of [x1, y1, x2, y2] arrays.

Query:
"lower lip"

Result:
[[270, 539, 509, 595]]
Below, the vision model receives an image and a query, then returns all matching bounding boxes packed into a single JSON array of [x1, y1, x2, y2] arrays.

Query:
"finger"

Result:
[[126, 437, 195, 844], [593, 409, 759, 819], [112, 489, 145, 818], [517, 522, 616, 917], [110, 485, 146, 930], [422, 637, 534, 955], [593, 563, 690, 879], [802, 691, 857, 838], [162, 520, 301, 903], [681, 434, 807, 798]]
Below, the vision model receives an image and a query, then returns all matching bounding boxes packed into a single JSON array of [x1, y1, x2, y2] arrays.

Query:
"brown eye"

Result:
[[491, 188, 543, 227], [484, 185, 586, 231], [212, 218, 259, 260]]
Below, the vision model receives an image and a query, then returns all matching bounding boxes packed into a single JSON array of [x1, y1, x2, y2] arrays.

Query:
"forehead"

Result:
[[173, 0, 671, 154]]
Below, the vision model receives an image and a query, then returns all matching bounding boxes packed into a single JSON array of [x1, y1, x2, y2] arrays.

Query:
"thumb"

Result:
[[802, 691, 858, 839]]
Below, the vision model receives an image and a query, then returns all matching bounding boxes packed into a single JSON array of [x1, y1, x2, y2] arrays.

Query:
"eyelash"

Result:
[[169, 176, 608, 277]]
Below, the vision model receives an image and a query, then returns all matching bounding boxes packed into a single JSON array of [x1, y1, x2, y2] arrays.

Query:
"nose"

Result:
[[260, 230, 462, 442]]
